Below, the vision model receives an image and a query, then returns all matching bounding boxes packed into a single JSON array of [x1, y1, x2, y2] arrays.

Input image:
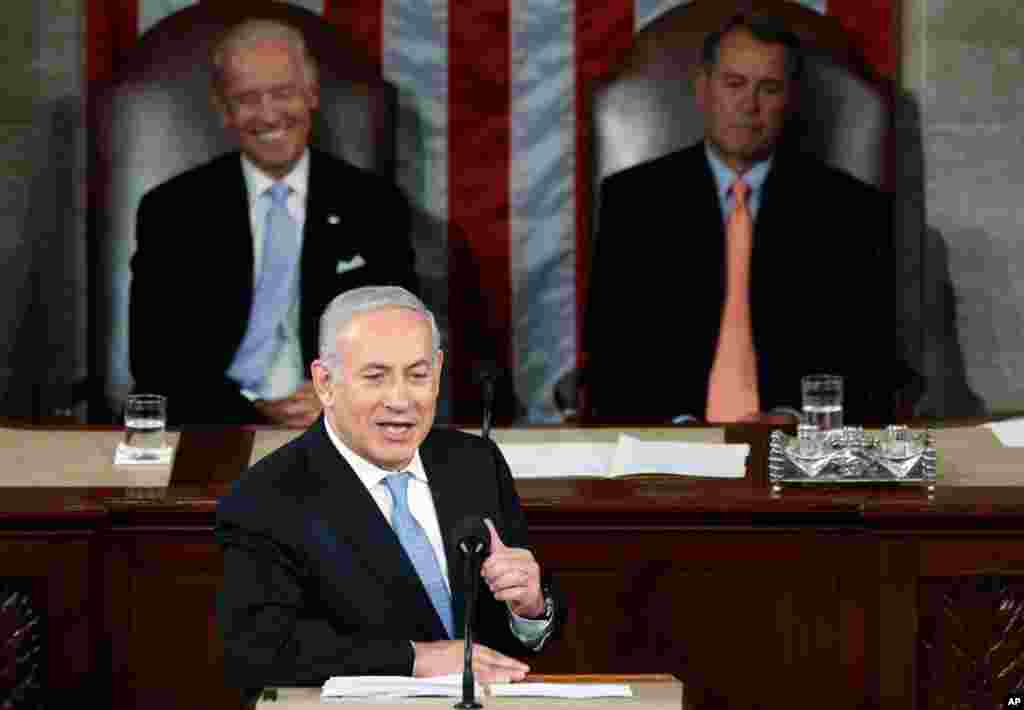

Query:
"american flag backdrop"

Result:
[[87, 0, 896, 424]]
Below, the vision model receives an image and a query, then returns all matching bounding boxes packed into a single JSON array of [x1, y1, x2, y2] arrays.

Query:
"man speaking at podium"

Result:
[[130, 19, 418, 427], [216, 286, 565, 696]]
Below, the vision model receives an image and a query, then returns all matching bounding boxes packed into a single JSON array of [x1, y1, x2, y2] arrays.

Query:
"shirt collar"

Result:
[[322, 415, 428, 490], [241, 148, 310, 205], [704, 142, 773, 202]]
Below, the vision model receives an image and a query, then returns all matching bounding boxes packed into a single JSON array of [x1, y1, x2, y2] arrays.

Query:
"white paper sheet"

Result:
[[490, 682, 633, 698], [321, 674, 481, 699], [497, 441, 617, 478], [986, 418, 1024, 447], [609, 434, 748, 478]]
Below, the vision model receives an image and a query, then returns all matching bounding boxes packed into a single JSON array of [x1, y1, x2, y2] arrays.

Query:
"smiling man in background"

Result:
[[130, 18, 418, 427]]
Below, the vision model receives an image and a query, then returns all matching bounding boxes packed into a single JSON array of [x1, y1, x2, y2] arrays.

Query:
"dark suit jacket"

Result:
[[585, 141, 908, 423], [216, 420, 566, 693], [130, 149, 418, 425]]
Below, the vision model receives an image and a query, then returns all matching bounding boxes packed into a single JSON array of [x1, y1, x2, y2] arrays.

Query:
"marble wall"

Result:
[[902, 0, 1023, 415], [0, 0, 85, 417]]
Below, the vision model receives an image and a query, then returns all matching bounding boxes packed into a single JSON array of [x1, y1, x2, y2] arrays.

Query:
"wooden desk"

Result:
[[2, 422, 1024, 710], [255, 675, 682, 710]]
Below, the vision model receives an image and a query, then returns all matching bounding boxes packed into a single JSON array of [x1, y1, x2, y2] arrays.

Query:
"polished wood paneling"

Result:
[[919, 576, 1024, 710], [3, 423, 1024, 709], [0, 533, 96, 707], [0, 580, 43, 709], [104, 532, 242, 710]]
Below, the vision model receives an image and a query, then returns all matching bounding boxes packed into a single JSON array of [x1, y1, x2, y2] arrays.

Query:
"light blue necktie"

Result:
[[383, 472, 454, 639], [227, 182, 301, 392]]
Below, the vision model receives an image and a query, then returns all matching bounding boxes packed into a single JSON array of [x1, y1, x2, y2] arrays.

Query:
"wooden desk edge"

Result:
[[525, 674, 680, 684]]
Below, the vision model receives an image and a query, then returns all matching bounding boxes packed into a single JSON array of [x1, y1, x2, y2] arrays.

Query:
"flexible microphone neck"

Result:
[[481, 376, 496, 440], [453, 517, 490, 709]]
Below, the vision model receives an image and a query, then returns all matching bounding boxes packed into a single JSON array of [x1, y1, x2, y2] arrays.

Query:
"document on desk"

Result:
[[497, 434, 747, 479], [497, 441, 617, 478], [321, 673, 480, 699], [986, 418, 1024, 447], [320, 675, 633, 700], [609, 434, 747, 478], [490, 682, 633, 698]]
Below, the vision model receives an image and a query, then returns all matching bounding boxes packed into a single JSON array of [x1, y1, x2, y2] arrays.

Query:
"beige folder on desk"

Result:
[[255, 675, 682, 709]]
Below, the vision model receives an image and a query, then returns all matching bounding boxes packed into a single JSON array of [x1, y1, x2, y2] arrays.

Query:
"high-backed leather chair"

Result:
[[90, 1, 397, 418], [591, 0, 889, 191], [578, 0, 902, 421]]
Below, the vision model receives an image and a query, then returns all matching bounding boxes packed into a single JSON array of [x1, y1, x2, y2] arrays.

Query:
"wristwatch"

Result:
[[539, 586, 555, 620]]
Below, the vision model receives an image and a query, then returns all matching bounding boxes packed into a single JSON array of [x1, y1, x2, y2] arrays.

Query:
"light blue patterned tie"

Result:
[[383, 472, 454, 639], [227, 182, 301, 392]]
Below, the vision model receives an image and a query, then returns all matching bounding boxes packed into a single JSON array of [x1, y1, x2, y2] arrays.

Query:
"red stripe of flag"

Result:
[[322, 0, 383, 69], [826, 0, 898, 77], [449, 1, 512, 424], [86, 0, 138, 85], [575, 1, 636, 373]]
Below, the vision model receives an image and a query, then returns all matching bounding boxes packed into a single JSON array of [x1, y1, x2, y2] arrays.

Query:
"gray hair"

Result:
[[319, 286, 442, 369], [211, 18, 319, 94], [702, 13, 804, 81]]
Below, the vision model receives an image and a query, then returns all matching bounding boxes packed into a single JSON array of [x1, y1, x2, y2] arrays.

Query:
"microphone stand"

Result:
[[481, 375, 495, 441], [455, 538, 485, 709]]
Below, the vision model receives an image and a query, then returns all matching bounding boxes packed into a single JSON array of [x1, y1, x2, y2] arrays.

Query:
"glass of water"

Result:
[[122, 394, 168, 461], [801, 374, 843, 435]]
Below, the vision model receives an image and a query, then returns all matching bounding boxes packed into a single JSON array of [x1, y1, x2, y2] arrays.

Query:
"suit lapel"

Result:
[[684, 145, 728, 361], [751, 152, 802, 322], [304, 420, 449, 640], [222, 156, 256, 351], [692, 144, 728, 307], [299, 150, 355, 362], [418, 432, 480, 639]]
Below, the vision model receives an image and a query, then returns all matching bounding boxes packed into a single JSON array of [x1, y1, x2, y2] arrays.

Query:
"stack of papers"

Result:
[[321, 675, 633, 700], [490, 683, 633, 698], [986, 418, 1024, 447], [321, 674, 479, 699], [497, 433, 748, 479]]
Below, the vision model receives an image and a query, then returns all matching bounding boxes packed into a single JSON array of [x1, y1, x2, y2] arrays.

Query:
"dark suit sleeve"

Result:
[[216, 520, 416, 692], [131, 186, 259, 425], [298, 162, 420, 367], [364, 178, 419, 296], [584, 173, 624, 419], [839, 184, 919, 421]]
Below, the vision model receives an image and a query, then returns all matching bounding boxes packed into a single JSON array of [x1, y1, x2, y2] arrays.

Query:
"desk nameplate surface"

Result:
[[256, 675, 683, 710]]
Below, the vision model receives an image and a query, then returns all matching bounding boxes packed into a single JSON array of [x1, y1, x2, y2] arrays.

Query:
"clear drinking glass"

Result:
[[801, 374, 843, 435], [122, 394, 167, 460]]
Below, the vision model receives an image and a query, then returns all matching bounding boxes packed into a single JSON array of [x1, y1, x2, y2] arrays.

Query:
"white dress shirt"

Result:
[[239, 150, 310, 402], [323, 415, 450, 589], [322, 417, 552, 647]]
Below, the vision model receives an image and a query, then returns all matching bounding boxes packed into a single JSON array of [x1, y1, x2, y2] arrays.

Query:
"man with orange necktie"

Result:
[[585, 13, 912, 424]]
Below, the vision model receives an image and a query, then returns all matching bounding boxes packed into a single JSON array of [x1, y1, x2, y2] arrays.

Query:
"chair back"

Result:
[[91, 0, 397, 415], [592, 0, 889, 189]]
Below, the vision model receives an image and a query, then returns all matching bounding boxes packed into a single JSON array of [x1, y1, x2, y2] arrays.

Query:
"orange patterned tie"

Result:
[[705, 179, 760, 422]]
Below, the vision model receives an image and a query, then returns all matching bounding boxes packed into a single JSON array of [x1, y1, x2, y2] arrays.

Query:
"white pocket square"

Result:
[[336, 254, 367, 274]]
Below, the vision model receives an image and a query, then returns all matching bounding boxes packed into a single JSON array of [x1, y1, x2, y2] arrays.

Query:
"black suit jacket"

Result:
[[216, 420, 565, 693], [585, 141, 907, 423], [130, 149, 418, 425]]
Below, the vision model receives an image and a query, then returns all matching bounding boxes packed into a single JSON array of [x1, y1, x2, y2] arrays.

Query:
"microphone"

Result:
[[473, 363, 500, 440], [452, 516, 491, 709]]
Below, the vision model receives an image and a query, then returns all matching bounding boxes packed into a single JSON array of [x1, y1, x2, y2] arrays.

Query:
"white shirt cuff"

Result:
[[507, 605, 554, 650]]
